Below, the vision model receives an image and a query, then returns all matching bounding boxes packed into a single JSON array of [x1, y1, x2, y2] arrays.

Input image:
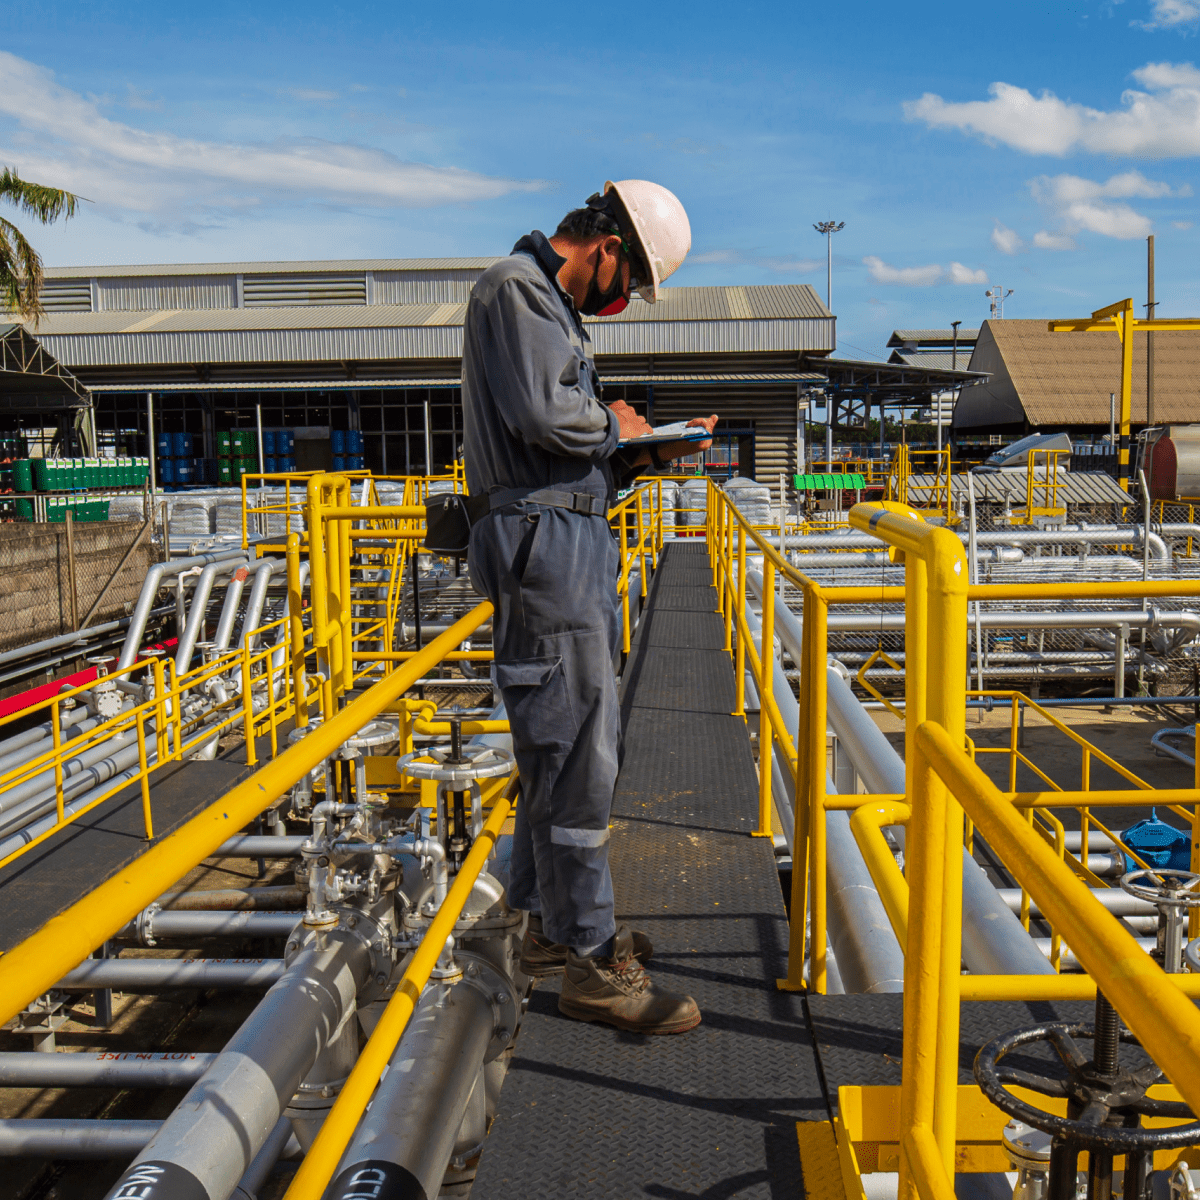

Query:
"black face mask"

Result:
[[578, 253, 628, 316]]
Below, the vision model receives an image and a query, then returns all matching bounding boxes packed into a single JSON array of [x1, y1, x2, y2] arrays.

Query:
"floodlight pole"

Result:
[[813, 220, 845, 311]]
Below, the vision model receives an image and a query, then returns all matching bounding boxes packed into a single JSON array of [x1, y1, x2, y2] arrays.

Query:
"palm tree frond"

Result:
[[0, 215, 46, 324], [0, 168, 82, 223]]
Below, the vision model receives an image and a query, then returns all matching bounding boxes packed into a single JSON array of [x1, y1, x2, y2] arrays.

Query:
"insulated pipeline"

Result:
[[113, 910, 302, 943], [0, 1119, 160, 1159], [324, 976, 496, 1200], [103, 926, 372, 1200]]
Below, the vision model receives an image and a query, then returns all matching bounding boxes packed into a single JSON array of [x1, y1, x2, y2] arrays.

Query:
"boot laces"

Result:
[[603, 954, 649, 995]]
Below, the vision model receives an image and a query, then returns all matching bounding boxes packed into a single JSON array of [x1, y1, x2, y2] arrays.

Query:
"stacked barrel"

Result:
[[332, 429, 365, 472]]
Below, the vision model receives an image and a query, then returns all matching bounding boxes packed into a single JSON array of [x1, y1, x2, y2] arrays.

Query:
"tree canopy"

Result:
[[1, 168, 83, 324]]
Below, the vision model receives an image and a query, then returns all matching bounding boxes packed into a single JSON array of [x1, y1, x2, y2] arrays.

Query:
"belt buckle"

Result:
[[572, 493, 592, 515]]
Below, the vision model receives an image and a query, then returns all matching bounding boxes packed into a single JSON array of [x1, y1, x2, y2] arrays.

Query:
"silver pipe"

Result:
[[213, 835, 308, 857], [213, 565, 250, 651], [231, 1114, 295, 1200], [816, 608, 1200, 635], [105, 927, 372, 1200], [0, 714, 101, 776], [114, 910, 302, 942], [175, 558, 248, 674], [997, 888, 1151, 919], [117, 549, 247, 670], [821, 660, 1055, 976], [239, 558, 280, 651], [0, 1052, 217, 1088], [0, 1119, 160, 1159], [1034, 936, 1155, 971], [742, 590, 904, 992], [56, 958, 285, 990], [0, 618, 130, 669], [325, 975, 496, 1200]]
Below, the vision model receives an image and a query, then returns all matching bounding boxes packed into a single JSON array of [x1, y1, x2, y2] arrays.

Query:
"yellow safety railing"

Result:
[[1017, 446, 1068, 523]]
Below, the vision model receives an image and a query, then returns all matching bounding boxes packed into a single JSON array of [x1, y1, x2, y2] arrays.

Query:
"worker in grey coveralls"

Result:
[[463, 180, 715, 1033]]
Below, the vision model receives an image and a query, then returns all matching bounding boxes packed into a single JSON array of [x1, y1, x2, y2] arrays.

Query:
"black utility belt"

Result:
[[423, 488, 605, 557]]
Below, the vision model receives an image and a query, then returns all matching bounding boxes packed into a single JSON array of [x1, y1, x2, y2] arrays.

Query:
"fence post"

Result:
[[64, 511, 79, 632]]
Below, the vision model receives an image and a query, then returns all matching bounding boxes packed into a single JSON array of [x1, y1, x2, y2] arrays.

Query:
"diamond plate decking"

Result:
[[472, 541, 828, 1199]]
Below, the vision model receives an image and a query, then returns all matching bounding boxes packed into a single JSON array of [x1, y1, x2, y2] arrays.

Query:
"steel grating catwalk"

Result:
[[472, 542, 827, 1199], [0, 758, 252, 953]]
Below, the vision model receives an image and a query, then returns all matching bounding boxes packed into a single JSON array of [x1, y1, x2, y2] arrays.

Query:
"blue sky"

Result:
[[5, 0, 1200, 357]]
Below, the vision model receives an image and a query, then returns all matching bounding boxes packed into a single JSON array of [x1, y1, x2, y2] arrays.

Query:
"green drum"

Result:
[[12, 459, 32, 493]]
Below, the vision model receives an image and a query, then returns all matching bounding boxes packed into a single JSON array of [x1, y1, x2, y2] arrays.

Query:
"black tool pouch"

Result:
[[423, 492, 488, 556]]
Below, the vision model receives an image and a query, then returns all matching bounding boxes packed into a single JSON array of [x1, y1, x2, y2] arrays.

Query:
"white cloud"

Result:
[[1174, 218, 1195, 226], [904, 60, 1200, 156], [689, 249, 742, 264], [947, 261, 988, 283], [759, 256, 824, 273], [1026, 170, 1181, 243], [0, 51, 547, 224], [1134, 0, 1200, 29], [284, 88, 341, 102], [991, 222, 1025, 254], [863, 256, 986, 286], [1033, 230, 1078, 250]]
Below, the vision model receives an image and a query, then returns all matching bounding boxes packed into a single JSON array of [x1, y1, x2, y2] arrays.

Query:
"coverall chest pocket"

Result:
[[494, 655, 577, 760]]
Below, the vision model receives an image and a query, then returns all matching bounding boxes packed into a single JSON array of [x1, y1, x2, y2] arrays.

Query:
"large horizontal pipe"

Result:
[[814, 608, 1200, 635], [0, 1119, 161, 1158], [106, 926, 371, 1200], [0, 1052, 216, 1088], [158, 886, 307, 911], [325, 975, 496, 1200], [211, 835, 308, 858], [57, 958, 285, 990], [113, 910, 302, 943]]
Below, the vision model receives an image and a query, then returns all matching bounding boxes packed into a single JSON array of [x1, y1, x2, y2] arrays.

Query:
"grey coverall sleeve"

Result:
[[480, 274, 620, 461]]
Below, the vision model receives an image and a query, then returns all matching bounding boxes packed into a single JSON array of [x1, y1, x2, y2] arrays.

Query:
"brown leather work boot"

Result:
[[558, 927, 700, 1034], [519, 914, 652, 978]]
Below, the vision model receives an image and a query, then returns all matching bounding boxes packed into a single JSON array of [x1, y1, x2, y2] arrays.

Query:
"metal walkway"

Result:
[[472, 541, 827, 1199]]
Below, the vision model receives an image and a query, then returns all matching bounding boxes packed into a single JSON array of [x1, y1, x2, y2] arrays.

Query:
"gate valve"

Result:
[[1119, 868, 1200, 974]]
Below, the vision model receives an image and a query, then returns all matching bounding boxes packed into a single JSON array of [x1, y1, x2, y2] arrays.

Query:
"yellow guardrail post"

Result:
[[51, 698, 64, 824], [135, 704, 153, 839], [619, 505, 631, 656], [286, 531, 309, 729], [723, 499, 734, 652], [338, 477, 354, 696], [241, 643, 256, 767], [756, 554, 776, 840], [808, 589, 828, 992], [734, 521, 747, 716]]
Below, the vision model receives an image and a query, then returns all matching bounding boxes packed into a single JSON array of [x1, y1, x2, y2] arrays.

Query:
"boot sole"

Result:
[[557, 997, 701, 1034]]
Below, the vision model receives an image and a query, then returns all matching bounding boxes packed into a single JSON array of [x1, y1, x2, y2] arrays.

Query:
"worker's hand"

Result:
[[607, 399, 654, 441], [656, 414, 719, 462]]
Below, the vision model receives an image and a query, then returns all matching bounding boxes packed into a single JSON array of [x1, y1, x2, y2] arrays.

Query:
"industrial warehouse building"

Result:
[[19, 259, 978, 495], [26, 259, 832, 490], [954, 318, 1200, 437]]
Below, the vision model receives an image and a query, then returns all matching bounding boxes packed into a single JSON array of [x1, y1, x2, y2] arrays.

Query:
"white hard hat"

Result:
[[604, 179, 691, 304]]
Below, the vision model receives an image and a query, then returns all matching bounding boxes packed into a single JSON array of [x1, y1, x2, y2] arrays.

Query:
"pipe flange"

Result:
[[285, 905, 394, 1003], [456, 950, 518, 1063], [136, 902, 160, 947]]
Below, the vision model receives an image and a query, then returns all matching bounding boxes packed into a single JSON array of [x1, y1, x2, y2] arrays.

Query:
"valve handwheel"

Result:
[[974, 994, 1200, 1200]]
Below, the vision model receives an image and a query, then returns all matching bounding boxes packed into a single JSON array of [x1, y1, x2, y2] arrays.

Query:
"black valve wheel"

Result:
[[974, 1012, 1200, 1200]]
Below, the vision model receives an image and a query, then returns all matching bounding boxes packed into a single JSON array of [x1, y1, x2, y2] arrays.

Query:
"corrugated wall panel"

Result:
[[588, 318, 834, 355], [372, 271, 486, 306], [96, 276, 237, 312]]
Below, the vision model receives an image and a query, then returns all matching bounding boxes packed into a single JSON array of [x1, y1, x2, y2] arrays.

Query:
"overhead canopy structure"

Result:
[[955, 318, 1200, 432], [812, 355, 987, 429], [0, 323, 90, 411]]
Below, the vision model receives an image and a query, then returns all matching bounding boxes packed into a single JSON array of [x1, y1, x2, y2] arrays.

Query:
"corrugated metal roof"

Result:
[[43, 258, 501, 279], [888, 328, 979, 345], [587, 284, 830, 323], [890, 350, 971, 371], [958, 319, 1200, 428], [96, 370, 828, 393]]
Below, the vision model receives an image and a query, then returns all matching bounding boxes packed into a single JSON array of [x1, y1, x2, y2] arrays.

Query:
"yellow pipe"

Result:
[[918, 719, 1200, 1120], [283, 779, 517, 1200], [849, 801, 912, 946], [903, 1126, 957, 1200], [808, 592, 828, 993], [961, 973, 1200, 1002], [0, 601, 495, 1026]]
